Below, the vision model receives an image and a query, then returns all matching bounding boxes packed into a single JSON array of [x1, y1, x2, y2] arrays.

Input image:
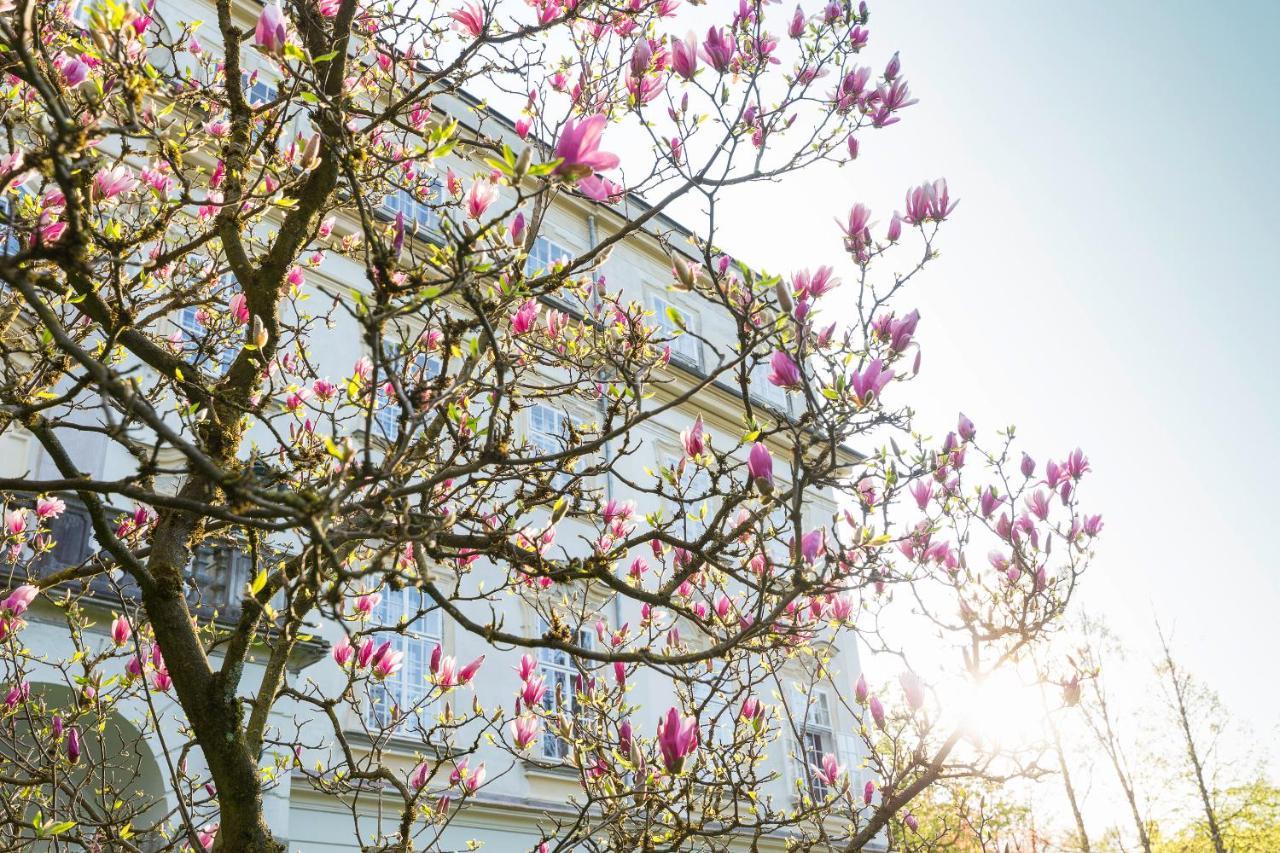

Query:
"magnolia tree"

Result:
[[0, 0, 1101, 849]]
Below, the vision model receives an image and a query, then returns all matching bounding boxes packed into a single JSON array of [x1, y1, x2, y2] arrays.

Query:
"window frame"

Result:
[[536, 616, 595, 762], [365, 588, 444, 731], [648, 293, 703, 370]]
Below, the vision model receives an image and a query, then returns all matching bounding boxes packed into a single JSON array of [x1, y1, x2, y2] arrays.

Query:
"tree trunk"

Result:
[[1158, 629, 1227, 853]]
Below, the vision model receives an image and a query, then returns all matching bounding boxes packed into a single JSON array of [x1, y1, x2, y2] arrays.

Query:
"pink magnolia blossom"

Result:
[[111, 614, 132, 646], [746, 442, 773, 490], [34, 496, 66, 520], [58, 54, 90, 87], [66, 726, 81, 764], [814, 752, 842, 787], [373, 647, 405, 680], [767, 350, 801, 389], [511, 299, 538, 335], [229, 293, 250, 325], [680, 415, 705, 458], [671, 32, 698, 80], [510, 714, 541, 750], [255, 3, 288, 56], [353, 592, 381, 617], [332, 634, 353, 666], [94, 165, 139, 200], [899, 671, 925, 712], [449, 2, 486, 37], [869, 695, 886, 729], [553, 115, 620, 181], [850, 359, 893, 406], [656, 706, 699, 773], [466, 179, 498, 219], [800, 528, 826, 563], [4, 509, 27, 536], [2, 585, 37, 616], [700, 27, 735, 72], [909, 479, 932, 511]]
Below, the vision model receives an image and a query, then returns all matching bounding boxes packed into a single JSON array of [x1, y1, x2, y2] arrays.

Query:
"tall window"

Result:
[[660, 441, 712, 538], [692, 679, 734, 746], [796, 689, 836, 800], [0, 194, 19, 257], [367, 589, 442, 730], [648, 295, 702, 368], [528, 403, 583, 490], [177, 305, 237, 376], [381, 182, 441, 235], [749, 357, 791, 412], [375, 343, 441, 439], [241, 73, 278, 108], [524, 235, 571, 277], [537, 618, 594, 761]]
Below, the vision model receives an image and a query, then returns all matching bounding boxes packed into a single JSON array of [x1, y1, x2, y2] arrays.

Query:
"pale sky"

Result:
[[695, 0, 1280, 744]]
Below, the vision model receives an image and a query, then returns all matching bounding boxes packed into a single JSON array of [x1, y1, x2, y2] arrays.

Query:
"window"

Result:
[[649, 295, 702, 368], [537, 617, 594, 761], [375, 341, 441, 439], [0, 194, 20, 256], [524, 235, 572, 277], [367, 589, 443, 730], [659, 441, 712, 538], [177, 305, 237, 376], [692, 680, 734, 746], [241, 72, 278, 108], [795, 689, 836, 800], [381, 182, 441, 235], [528, 403, 582, 490], [749, 357, 791, 412]]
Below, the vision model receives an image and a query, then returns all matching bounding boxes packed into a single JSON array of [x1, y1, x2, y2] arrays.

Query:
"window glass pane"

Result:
[[650, 296, 701, 366], [366, 588, 442, 729]]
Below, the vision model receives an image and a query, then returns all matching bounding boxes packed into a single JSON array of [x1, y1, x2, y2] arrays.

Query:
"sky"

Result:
[[695, 0, 1280, 745]]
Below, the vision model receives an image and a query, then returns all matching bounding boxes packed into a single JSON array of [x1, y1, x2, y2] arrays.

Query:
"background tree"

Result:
[[0, 0, 1101, 849]]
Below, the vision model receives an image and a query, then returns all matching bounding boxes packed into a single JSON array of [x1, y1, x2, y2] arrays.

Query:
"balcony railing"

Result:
[[25, 498, 254, 620]]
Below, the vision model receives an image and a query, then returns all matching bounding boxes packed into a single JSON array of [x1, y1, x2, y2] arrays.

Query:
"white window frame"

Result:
[[749, 356, 792, 413], [375, 340, 441, 439], [241, 71, 278, 108], [657, 440, 712, 538], [790, 688, 838, 801], [381, 181, 441, 236], [527, 402, 587, 490], [524, 235, 572, 277], [366, 588, 443, 730], [537, 617, 594, 761], [648, 294, 703, 369], [176, 302, 237, 377]]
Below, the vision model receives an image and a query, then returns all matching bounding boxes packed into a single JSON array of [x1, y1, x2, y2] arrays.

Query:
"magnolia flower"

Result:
[[904, 812, 919, 832], [466, 179, 498, 219], [34, 496, 66, 520], [657, 707, 698, 773], [353, 592, 381, 617], [332, 634, 353, 666], [58, 54, 90, 87], [767, 350, 801, 389], [4, 509, 26, 536], [869, 695, 885, 729], [850, 359, 893, 406], [909, 480, 932, 511], [520, 673, 546, 706], [800, 528, 825, 563], [66, 727, 81, 764], [747, 442, 773, 491], [228, 293, 250, 326], [94, 165, 138, 200], [863, 779, 876, 805], [553, 115, 620, 182], [700, 26, 735, 72], [814, 752, 842, 788], [957, 412, 976, 441], [2, 585, 37, 617], [449, 2, 486, 37], [111, 614, 132, 646], [680, 415, 705, 458], [671, 32, 698, 79], [510, 714, 541, 750], [373, 648, 405, 680], [900, 671, 925, 712], [409, 761, 430, 789], [511, 299, 538, 336], [255, 3, 288, 55]]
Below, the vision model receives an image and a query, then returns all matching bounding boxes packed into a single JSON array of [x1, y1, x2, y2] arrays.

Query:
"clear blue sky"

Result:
[[704, 0, 1280, 739]]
